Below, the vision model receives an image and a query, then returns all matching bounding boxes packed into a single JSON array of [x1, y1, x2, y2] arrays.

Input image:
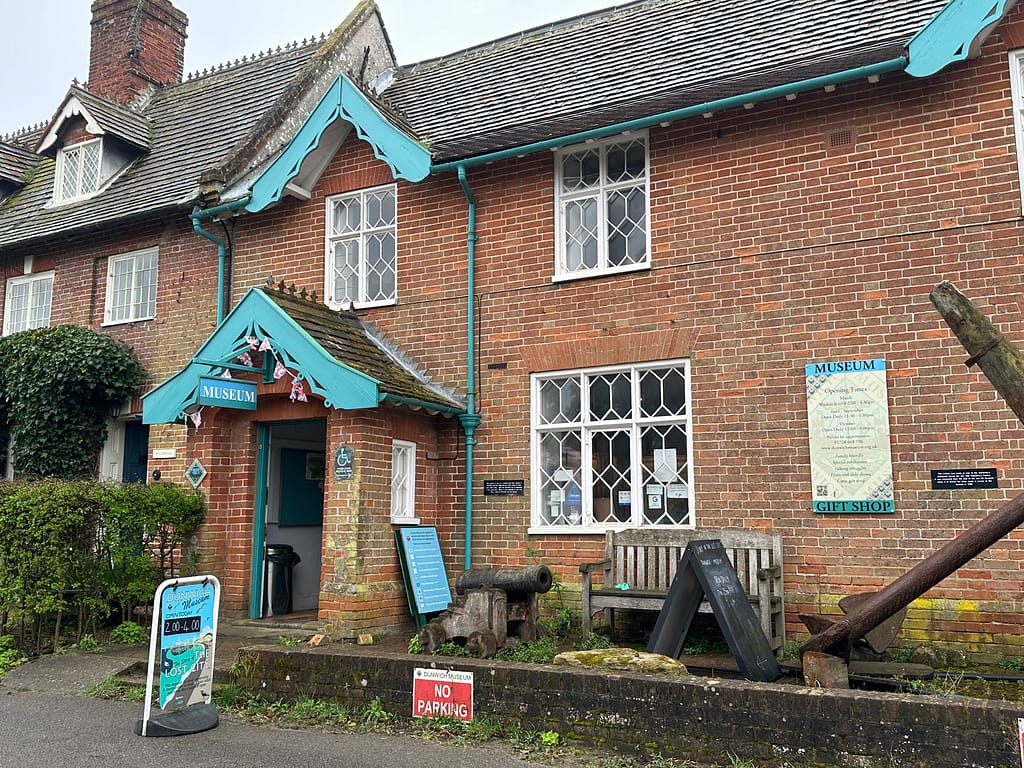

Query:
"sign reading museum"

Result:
[[805, 359, 894, 514], [197, 376, 258, 410]]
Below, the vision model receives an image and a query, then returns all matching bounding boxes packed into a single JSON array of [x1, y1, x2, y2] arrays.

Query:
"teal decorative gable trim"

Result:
[[906, 0, 1015, 77], [142, 287, 379, 424], [247, 73, 431, 212]]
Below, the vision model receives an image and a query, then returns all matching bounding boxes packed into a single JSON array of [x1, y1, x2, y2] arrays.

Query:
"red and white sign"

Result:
[[412, 667, 474, 721]]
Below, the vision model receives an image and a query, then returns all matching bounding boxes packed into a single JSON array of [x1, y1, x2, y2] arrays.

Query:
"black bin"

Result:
[[265, 543, 301, 616]]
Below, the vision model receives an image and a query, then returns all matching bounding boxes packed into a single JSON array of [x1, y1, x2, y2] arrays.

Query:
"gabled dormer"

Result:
[[0, 141, 38, 202], [35, 87, 152, 205]]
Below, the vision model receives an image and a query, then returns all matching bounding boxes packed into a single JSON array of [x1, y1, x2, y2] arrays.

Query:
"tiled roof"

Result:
[[40, 86, 154, 154], [382, 0, 949, 162], [261, 285, 464, 411], [0, 142, 37, 187], [0, 40, 322, 250]]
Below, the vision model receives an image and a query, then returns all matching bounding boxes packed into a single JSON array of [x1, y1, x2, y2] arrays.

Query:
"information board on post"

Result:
[[395, 527, 452, 624]]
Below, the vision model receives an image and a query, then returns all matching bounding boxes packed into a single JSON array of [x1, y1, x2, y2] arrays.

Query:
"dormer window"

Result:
[[55, 139, 102, 203]]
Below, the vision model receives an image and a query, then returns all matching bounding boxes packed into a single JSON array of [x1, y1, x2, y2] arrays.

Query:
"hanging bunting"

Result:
[[290, 377, 308, 403], [238, 351, 253, 367], [246, 335, 259, 350], [273, 360, 287, 380], [221, 369, 232, 379], [258, 338, 273, 352], [189, 409, 203, 429]]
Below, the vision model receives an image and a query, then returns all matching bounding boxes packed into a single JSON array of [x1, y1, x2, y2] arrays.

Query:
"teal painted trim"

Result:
[[431, 58, 907, 173], [906, 0, 1013, 77], [190, 197, 249, 325], [250, 423, 271, 617], [457, 166, 480, 570], [247, 74, 431, 213], [141, 287, 381, 423], [380, 392, 465, 415]]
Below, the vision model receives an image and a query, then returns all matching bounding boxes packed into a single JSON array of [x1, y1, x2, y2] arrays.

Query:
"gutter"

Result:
[[190, 195, 252, 325], [431, 57, 908, 174], [379, 392, 467, 416]]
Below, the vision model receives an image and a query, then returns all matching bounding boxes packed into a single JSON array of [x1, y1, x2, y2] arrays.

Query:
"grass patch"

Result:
[[85, 675, 146, 702]]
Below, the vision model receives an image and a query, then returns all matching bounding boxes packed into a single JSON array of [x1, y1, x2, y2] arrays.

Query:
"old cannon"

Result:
[[418, 564, 553, 658]]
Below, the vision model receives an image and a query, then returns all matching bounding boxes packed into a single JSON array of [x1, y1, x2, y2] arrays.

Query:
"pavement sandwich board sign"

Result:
[[135, 575, 221, 737]]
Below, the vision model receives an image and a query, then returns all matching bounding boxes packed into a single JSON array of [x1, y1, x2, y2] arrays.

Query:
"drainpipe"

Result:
[[456, 165, 482, 570], [189, 195, 251, 325]]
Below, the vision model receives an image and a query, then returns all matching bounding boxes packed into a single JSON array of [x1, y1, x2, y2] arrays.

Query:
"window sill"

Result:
[[101, 316, 156, 328], [391, 517, 421, 526], [551, 262, 650, 284]]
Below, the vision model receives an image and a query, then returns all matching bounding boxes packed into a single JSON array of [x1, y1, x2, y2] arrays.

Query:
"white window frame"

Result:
[[103, 247, 158, 325], [325, 184, 398, 309], [530, 359, 694, 533], [1009, 50, 1024, 211], [54, 138, 102, 204], [391, 439, 418, 524], [554, 133, 651, 281], [3, 271, 54, 335]]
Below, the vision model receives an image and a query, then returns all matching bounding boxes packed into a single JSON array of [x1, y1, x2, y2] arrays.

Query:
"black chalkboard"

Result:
[[648, 540, 782, 682]]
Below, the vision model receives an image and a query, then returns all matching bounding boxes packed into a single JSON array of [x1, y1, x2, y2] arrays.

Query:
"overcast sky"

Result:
[[1, 0, 614, 136]]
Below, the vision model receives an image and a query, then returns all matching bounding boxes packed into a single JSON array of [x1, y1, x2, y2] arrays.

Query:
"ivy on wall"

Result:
[[0, 325, 146, 479]]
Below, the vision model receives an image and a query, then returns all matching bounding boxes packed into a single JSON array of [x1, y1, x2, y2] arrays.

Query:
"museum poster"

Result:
[[158, 579, 217, 709], [805, 358, 894, 513]]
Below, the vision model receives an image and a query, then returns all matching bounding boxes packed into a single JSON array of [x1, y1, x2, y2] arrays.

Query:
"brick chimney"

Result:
[[88, 0, 188, 104]]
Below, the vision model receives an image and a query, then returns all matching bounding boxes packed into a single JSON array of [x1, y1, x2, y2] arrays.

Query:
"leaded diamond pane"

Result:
[[366, 190, 395, 228], [365, 232, 396, 301], [61, 150, 80, 200], [565, 198, 598, 271], [639, 367, 688, 417], [538, 432, 583, 526], [589, 372, 632, 421], [332, 239, 359, 303], [607, 188, 647, 266], [332, 198, 361, 235], [606, 140, 646, 182], [81, 142, 101, 194], [561, 149, 600, 192], [592, 430, 631, 524], [639, 425, 691, 526], [539, 377, 581, 424]]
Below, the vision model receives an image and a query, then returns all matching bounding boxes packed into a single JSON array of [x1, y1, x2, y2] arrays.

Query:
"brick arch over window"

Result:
[[520, 327, 700, 373]]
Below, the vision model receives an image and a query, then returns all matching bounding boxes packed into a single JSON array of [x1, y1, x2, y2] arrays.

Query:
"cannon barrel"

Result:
[[455, 565, 553, 597]]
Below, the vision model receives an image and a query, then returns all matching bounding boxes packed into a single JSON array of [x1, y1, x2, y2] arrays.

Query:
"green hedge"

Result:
[[0, 480, 205, 652]]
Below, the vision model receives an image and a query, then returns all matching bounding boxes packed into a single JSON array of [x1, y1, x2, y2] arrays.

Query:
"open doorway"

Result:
[[259, 418, 326, 618]]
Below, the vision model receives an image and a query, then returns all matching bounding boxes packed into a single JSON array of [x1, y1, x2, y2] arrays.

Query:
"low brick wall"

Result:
[[236, 645, 1024, 768]]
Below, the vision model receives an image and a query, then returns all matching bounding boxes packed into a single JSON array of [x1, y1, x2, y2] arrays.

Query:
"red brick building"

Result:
[[4, 0, 1024, 659]]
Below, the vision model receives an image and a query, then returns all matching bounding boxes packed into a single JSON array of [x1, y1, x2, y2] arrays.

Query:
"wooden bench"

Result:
[[579, 528, 785, 652]]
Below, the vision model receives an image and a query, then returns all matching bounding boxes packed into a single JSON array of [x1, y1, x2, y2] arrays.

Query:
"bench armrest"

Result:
[[579, 559, 611, 575]]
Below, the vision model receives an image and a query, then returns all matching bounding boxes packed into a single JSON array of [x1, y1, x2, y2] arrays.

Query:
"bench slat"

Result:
[[580, 528, 785, 653]]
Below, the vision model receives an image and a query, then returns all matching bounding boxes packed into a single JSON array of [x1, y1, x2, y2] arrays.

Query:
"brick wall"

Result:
[[240, 646, 1024, 768], [213, 8, 1024, 655]]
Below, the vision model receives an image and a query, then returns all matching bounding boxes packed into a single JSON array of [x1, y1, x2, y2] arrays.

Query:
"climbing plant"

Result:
[[0, 325, 145, 479]]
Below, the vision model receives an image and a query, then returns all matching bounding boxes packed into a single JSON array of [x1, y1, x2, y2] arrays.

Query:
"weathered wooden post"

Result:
[[801, 282, 1024, 659]]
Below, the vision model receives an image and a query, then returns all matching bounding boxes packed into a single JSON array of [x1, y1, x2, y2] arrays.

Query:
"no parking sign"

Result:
[[412, 668, 473, 721]]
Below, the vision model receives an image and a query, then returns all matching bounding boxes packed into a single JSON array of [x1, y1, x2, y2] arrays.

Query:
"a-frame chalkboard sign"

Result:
[[647, 539, 782, 682]]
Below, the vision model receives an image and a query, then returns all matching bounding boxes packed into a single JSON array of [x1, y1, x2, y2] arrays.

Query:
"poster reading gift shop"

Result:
[[805, 358, 894, 514]]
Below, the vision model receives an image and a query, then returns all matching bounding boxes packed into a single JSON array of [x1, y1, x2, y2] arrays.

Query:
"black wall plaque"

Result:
[[647, 539, 781, 682], [930, 468, 998, 490], [483, 480, 525, 496]]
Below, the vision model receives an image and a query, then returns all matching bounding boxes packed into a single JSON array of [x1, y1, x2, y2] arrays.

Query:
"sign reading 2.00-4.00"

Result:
[[163, 615, 201, 636]]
